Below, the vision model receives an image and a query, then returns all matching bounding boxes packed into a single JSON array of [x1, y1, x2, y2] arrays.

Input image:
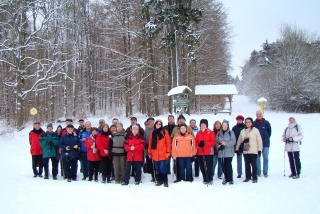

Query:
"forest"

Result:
[[0, 0, 231, 128]]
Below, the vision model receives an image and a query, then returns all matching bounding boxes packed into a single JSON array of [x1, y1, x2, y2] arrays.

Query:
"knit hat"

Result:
[[189, 119, 196, 123], [65, 118, 73, 122], [200, 119, 208, 128], [236, 115, 244, 121], [177, 114, 186, 121], [47, 123, 53, 128], [66, 124, 74, 129], [132, 125, 139, 130], [79, 119, 84, 122], [33, 122, 41, 125]]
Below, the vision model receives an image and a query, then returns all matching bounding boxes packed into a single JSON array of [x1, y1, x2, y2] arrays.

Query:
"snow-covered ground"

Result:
[[0, 95, 319, 214]]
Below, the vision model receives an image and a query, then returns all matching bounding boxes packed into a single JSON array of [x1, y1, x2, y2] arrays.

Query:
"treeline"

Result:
[[0, 0, 230, 128], [240, 25, 320, 113]]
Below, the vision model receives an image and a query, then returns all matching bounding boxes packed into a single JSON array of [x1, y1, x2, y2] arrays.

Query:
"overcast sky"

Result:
[[222, 0, 320, 77]]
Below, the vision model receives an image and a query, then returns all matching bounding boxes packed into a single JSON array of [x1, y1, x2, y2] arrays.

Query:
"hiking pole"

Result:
[[283, 144, 286, 176]]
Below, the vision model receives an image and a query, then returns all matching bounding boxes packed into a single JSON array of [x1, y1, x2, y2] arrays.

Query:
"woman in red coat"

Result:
[[29, 122, 45, 177], [122, 125, 145, 185], [96, 125, 113, 183], [84, 128, 100, 181], [148, 120, 171, 187], [195, 119, 216, 185]]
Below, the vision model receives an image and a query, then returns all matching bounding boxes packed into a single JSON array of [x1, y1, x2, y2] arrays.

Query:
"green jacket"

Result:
[[40, 131, 59, 158]]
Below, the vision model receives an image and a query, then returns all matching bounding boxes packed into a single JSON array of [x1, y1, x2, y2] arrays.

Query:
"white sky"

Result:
[[222, 0, 320, 77]]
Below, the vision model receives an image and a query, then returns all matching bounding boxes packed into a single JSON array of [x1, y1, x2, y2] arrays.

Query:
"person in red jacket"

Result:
[[84, 127, 101, 181], [96, 125, 113, 183], [195, 119, 215, 185], [122, 125, 145, 185], [29, 122, 45, 177], [148, 120, 171, 187]]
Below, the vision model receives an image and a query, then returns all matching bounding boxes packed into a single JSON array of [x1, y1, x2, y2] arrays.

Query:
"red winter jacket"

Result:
[[29, 129, 45, 155], [96, 134, 112, 157], [84, 135, 101, 161], [124, 135, 145, 162], [195, 129, 216, 155]]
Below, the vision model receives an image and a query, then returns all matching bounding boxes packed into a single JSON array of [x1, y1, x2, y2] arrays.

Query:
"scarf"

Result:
[[151, 128, 164, 149]]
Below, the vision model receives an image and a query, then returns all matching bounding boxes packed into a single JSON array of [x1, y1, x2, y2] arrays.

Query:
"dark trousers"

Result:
[[144, 156, 155, 180], [124, 162, 142, 183], [244, 154, 258, 180], [100, 156, 113, 180], [194, 156, 200, 177], [198, 155, 213, 182], [173, 159, 180, 180], [154, 160, 168, 184], [63, 158, 78, 180], [80, 152, 88, 178], [43, 157, 58, 177], [177, 157, 193, 181], [288, 152, 301, 176], [32, 155, 43, 176], [220, 157, 233, 182], [88, 161, 100, 180]]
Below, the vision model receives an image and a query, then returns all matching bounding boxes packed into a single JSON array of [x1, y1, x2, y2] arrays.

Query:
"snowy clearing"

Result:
[[0, 95, 319, 214]]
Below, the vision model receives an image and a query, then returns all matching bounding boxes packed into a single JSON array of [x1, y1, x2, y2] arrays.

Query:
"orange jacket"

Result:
[[172, 133, 197, 159], [148, 129, 171, 161], [195, 129, 216, 155]]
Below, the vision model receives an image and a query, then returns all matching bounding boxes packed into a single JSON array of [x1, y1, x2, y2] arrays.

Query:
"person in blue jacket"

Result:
[[60, 124, 81, 182], [79, 121, 92, 180], [253, 110, 272, 177]]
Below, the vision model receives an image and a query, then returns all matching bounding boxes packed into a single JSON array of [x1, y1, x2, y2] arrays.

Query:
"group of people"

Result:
[[28, 111, 303, 187]]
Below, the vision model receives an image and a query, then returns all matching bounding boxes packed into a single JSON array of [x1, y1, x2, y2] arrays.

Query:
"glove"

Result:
[[198, 140, 205, 147], [218, 145, 225, 151], [235, 150, 239, 155], [258, 151, 261, 157]]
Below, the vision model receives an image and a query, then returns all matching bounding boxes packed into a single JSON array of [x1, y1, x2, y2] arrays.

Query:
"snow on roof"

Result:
[[168, 85, 192, 96], [195, 84, 238, 95]]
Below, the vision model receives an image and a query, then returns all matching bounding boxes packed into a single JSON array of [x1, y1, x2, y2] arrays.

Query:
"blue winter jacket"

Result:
[[79, 130, 91, 152], [60, 133, 81, 159], [253, 119, 272, 147]]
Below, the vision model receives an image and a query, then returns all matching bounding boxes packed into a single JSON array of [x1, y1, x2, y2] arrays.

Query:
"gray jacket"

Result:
[[112, 132, 126, 156], [216, 129, 236, 158]]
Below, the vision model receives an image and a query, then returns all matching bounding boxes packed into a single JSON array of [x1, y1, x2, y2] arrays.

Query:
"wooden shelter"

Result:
[[195, 84, 238, 115], [167, 85, 192, 114]]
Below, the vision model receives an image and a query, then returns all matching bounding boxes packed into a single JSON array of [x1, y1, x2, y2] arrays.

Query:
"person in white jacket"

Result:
[[282, 117, 303, 179]]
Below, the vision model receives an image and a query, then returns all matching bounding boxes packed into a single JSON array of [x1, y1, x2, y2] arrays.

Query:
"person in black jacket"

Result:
[[60, 124, 81, 182], [232, 115, 246, 178]]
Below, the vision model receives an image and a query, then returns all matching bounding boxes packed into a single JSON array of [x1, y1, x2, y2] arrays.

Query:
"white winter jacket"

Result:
[[282, 123, 303, 152]]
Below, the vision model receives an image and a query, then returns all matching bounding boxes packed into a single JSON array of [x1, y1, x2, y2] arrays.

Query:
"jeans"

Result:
[[256, 147, 269, 176], [124, 162, 142, 183], [288, 152, 301, 176], [244, 154, 257, 180], [43, 157, 58, 177], [176, 157, 193, 182], [212, 155, 223, 178], [32, 155, 43, 176], [237, 153, 243, 176], [154, 160, 169, 184], [80, 152, 88, 178]]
